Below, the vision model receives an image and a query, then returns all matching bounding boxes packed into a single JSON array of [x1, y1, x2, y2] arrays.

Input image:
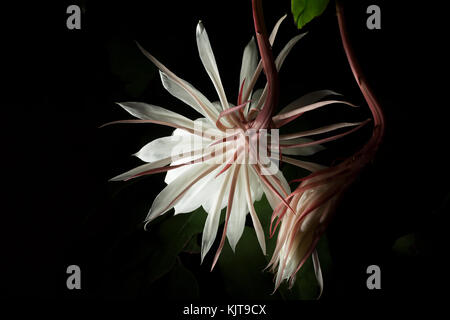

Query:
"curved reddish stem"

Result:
[[251, 0, 279, 130], [336, 0, 385, 148]]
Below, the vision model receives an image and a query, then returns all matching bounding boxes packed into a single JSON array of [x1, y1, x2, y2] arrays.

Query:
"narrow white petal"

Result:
[[277, 90, 343, 115], [196, 21, 229, 111], [249, 165, 264, 202], [275, 33, 308, 71], [117, 102, 195, 129], [159, 71, 219, 123], [226, 167, 248, 252], [146, 163, 217, 222], [280, 138, 326, 156], [279, 121, 361, 140], [136, 42, 219, 124], [269, 14, 288, 46], [241, 15, 287, 102], [135, 135, 189, 163], [200, 169, 233, 263], [239, 37, 258, 97], [312, 249, 324, 299], [244, 166, 266, 255], [281, 156, 327, 172], [259, 167, 291, 210], [109, 157, 172, 181], [174, 164, 226, 214]]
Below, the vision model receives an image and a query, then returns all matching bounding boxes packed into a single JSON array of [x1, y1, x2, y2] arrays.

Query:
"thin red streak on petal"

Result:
[[270, 179, 342, 236], [279, 122, 363, 140], [252, 164, 296, 215], [158, 164, 220, 217], [215, 101, 249, 129], [237, 79, 248, 122], [269, 200, 291, 238], [125, 163, 188, 181], [280, 156, 326, 173], [237, 78, 246, 106], [99, 119, 216, 140], [211, 165, 241, 271], [265, 170, 289, 198], [273, 112, 303, 128], [214, 151, 238, 178], [136, 42, 221, 127], [247, 108, 259, 118], [273, 100, 358, 123], [278, 218, 319, 286], [243, 165, 266, 254], [242, 15, 286, 103], [100, 119, 189, 130], [293, 190, 340, 231], [289, 236, 321, 286], [280, 119, 371, 149], [289, 163, 349, 184], [126, 148, 228, 181]]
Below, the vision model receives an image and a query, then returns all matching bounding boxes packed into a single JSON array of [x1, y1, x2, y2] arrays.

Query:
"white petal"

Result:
[[196, 21, 229, 110], [200, 169, 233, 263], [136, 42, 219, 124], [135, 135, 190, 163], [146, 163, 217, 222], [269, 14, 287, 46], [249, 165, 264, 202], [117, 102, 195, 129], [244, 166, 266, 255], [249, 33, 307, 112], [260, 167, 291, 210], [212, 102, 234, 127], [312, 249, 324, 299], [278, 90, 343, 115], [164, 132, 231, 185], [159, 71, 219, 123], [280, 138, 326, 156], [226, 167, 248, 252], [109, 157, 172, 181], [239, 37, 258, 96], [174, 163, 226, 214], [275, 33, 307, 72]]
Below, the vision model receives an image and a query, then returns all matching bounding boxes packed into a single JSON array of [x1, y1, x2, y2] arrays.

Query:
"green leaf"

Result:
[[291, 0, 330, 29], [183, 234, 201, 254], [146, 208, 207, 283], [218, 226, 282, 300]]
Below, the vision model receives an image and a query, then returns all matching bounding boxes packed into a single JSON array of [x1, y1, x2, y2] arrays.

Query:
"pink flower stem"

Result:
[[251, 0, 279, 130], [336, 0, 385, 152]]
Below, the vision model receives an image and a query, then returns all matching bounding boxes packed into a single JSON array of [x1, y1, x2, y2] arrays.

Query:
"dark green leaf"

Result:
[[218, 226, 282, 300], [291, 0, 330, 29], [183, 234, 201, 254], [146, 208, 207, 283], [392, 233, 419, 256], [165, 257, 200, 299]]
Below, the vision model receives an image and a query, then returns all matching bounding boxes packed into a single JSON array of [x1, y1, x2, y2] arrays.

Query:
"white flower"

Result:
[[107, 15, 364, 268]]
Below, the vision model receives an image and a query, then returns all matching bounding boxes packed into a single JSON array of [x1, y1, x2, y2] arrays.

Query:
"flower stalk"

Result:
[[268, 0, 386, 295]]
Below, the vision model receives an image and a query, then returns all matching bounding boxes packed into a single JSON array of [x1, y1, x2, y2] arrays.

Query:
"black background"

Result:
[[2, 0, 449, 307]]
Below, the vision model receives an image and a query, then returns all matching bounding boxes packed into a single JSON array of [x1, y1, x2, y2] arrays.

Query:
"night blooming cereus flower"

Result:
[[105, 0, 368, 275]]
